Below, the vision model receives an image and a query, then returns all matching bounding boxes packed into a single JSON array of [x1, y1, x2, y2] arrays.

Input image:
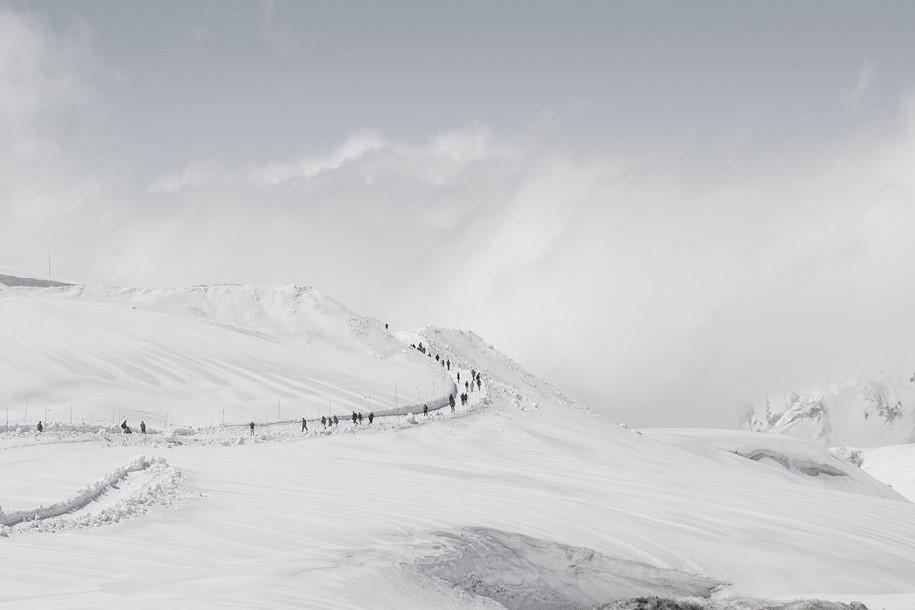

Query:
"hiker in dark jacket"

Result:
[[140, 421, 146, 434], [352, 411, 358, 424], [358, 412, 363, 424], [368, 412, 374, 424], [423, 404, 428, 416], [121, 419, 132, 434], [249, 421, 255, 435], [333, 415, 339, 426], [301, 417, 308, 432], [37, 421, 43, 433], [449, 393, 455, 412], [321, 416, 327, 429], [476, 377, 482, 390]]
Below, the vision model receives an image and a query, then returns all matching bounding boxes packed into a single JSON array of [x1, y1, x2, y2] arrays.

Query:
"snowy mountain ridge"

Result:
[[745, 372, 915, 447]]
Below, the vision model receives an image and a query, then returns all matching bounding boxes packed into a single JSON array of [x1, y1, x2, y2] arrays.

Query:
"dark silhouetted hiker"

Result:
[[368, 412, 374, 424], [449, 393, 455, 412], [435, 354, 439, 362], [385, 323, 389, 330], [121, 419, 132, 434], [140, 421, 146, 434], [457, 372, 460, 382], [352, 411, 358, 424], [476, 377, 482, 390], [447, 360, 451, 371], [358, 412, 363, 424], [333, 415, 339, 426], [465, 381, 469, 391], [302, 417, 308, 432], [423, 404, 428, 417], [249, 421, 255, 436], [321, 416, 327, 429], [37, 421, 43, 433]]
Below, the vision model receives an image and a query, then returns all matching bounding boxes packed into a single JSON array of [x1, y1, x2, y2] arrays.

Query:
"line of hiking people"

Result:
[[409, 342, 453, 372], [36, 357, 483, 438], [36, 418, 147, 434]]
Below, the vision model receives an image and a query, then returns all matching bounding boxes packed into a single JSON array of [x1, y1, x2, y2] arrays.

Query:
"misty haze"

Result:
[[2, 2, 915, 609]]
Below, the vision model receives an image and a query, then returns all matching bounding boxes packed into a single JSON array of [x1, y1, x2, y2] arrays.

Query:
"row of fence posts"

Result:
[[3, 369, 455, 431]]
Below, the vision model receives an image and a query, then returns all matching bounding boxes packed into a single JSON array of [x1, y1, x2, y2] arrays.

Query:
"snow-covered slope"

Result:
[[2, 288, 915, 609], [830, 444, 915, 503], [0, 284, 445, 427], [745, 373, 915, 447]]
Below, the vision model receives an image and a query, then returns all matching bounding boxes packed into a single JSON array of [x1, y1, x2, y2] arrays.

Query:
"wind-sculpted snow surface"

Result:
[[2, 304, 915, 608], [0, 283, 444, 427], [599, 598, 868, 609], [416, 527, 721, 609], [644, 429, 905, 501]]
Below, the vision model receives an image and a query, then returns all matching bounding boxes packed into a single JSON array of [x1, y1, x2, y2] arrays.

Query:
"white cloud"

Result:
[[247, 130, 386, 186], [147, 160, 229, 194], [845, 60, 874, 108]]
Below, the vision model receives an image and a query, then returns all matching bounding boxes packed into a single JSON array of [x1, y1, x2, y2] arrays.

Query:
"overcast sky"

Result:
[[3, 1, 915, 427]]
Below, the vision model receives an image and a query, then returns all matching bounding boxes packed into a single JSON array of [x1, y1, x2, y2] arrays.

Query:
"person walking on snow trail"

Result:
[[352, 411, 358, 425], [301, 417, 308, 432], [368, 412, 374, 424], [358, 412, 363, 424], [449, 393, 455, 413], [476, 376, 482, 391], [249, 421, 255, 436], [121, 419, 132, 434], [37, 420, 43, 433], [423, 404, 428, 417], [333, 415, 339, 427], [140, 420, 146, 434], [321, 416, 327, 430]]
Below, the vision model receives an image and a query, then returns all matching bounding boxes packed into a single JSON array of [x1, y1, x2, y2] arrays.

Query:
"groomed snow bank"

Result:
[[0, 455, 177, 530]]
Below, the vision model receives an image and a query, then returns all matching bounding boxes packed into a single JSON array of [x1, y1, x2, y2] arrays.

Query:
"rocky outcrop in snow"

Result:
[[746, 373, 915, 447]]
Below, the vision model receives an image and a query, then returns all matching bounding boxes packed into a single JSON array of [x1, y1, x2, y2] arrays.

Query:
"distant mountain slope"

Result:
[[0, 284, 444, 427], [746, 373, 915, 447]]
